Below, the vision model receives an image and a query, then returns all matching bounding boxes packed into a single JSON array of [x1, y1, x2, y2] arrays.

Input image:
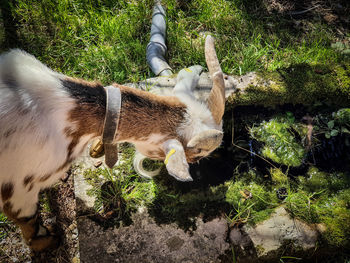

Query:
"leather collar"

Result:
[[102, 86, 121, 168]]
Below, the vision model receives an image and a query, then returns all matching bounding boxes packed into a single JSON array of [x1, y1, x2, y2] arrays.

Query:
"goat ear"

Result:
[[163, 139, 193, 182], [205, 35, 225, 125], [187, 129, 223, 152]]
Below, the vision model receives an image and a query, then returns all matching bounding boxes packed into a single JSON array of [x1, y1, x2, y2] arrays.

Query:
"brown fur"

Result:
[[61, 79, 187, 147], [39, 174, 51, 182], [1, 182, 14, 202], [115, 84, 187, 141], [146, 149, 166, 159], [63, 77, 106, 138], [4, 201, 58, 252], [23, 175, 34, 187], [59, 77, 107, 174], [3, 201, 21, 220]]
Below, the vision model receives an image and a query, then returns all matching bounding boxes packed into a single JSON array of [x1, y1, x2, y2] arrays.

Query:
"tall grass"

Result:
[[0, 0, 346, 84]]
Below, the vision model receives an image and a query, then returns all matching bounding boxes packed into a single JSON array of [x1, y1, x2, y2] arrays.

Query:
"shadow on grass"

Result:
[[148, 177, 231, 231], [0, 0, 20, 49], [235, 0, 350, 37]]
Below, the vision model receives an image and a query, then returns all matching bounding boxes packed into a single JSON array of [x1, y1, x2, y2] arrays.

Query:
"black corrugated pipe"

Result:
[[146, 3, 173, 76]]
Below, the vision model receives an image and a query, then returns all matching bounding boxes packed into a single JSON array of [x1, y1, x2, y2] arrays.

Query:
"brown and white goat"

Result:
[[0, 36, 225, 251]]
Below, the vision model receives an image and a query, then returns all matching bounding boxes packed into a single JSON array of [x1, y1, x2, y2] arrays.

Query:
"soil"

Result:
[[0, 176, 79, 263]]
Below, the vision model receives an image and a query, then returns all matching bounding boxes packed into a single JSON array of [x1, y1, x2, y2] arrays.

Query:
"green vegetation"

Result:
[[1, 0, 348, 85], [84, 145, 230, 230], [0, 213, 13, 240], [249, 115, 307, 166], [225, 175, 279, 226], [229, 62, 350, 107], [289, 167, 350, 247], [84, 145, 156, 226], [80, 108, 350, 250]]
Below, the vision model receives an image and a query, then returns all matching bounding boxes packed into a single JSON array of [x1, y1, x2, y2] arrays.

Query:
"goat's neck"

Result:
[[62, 77, 106, 139], [116, 85, 187, 142], [63, 79, 187, 144]]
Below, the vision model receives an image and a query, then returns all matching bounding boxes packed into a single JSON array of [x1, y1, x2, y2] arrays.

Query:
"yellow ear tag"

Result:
[[164, 148, 176, 165], [184, 68, 192, 73]]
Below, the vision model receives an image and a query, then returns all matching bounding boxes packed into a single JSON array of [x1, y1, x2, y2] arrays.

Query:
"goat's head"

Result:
[[93, 35, 225, 182], [136, 35, 226, 181], [181, 35, 225, 161]]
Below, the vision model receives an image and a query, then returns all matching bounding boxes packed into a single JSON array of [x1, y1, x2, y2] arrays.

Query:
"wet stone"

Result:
[[166, 236, 184, 251]]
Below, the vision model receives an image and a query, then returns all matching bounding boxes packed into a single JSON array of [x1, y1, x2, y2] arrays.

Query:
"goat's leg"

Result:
[[2, 188, 59, 252], [173, 65, 203, 100]]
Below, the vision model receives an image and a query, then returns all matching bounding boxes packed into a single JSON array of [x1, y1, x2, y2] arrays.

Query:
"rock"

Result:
[[232, 206, 319, 261], [229, 227, 251, 248], [316, 223, 327, 233], [94, 160, 103, 168]]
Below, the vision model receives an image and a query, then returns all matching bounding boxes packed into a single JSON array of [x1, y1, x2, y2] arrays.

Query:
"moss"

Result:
[[270, 168, 288, 185], [285, 168, 350, 247], [250, 116, 306, 167], [228, 62, 350, 107], [285, 192, 319, 224], [39, 192, 53, 214], [0, 213, 14, 240], [299, 167, 350, 194], [83, 144, 157, 226], [225, 179, 279, 225], [255, 244, 265, 257], [302, 167, 329, 193], [333, 63, 350, 95], [316, 190, 350, 247]]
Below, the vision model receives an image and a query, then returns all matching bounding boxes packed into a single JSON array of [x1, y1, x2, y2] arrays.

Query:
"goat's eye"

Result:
[[195, 149, 202, 154]]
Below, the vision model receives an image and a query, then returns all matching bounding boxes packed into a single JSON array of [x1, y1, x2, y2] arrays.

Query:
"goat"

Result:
[[0, 36, 225, 251]]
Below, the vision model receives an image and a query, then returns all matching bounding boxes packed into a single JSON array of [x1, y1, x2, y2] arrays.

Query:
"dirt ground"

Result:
[[0, 176, 79, 263]]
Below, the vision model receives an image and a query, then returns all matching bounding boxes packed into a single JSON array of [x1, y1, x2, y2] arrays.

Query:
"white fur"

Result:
[[128, 133, 168, 157], [175, 89, 222, 144], [0, 50, 90, 217]]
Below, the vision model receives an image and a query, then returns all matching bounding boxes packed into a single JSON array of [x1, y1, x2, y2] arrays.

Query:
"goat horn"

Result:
[[205, 35, 225, 125]]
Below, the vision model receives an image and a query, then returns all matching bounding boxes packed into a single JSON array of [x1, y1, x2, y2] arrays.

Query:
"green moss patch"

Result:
[[225, 177, 279, 225], [229, 63, 350, 107], [249, 115, 307, 167]]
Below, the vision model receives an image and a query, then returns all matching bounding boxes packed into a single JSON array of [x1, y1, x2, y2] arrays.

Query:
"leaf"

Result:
[[330, 129, 339, 137], [327, 120, 335, 129], [341, 127, 350, 134], [325, 132, 331, 139]]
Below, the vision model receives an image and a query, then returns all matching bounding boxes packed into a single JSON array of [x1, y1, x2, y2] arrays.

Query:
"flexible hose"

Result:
[[146, 3, 172, 76], [133, 152, 162, 179]]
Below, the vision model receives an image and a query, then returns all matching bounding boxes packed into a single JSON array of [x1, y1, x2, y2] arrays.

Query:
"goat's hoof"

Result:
[[29, 234, 60, 252]]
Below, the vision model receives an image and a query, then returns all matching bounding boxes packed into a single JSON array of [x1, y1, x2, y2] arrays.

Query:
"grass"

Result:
[[0, 213, 12, 240], [0, 0, 348, 84], [83, 145, 157, 226]]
